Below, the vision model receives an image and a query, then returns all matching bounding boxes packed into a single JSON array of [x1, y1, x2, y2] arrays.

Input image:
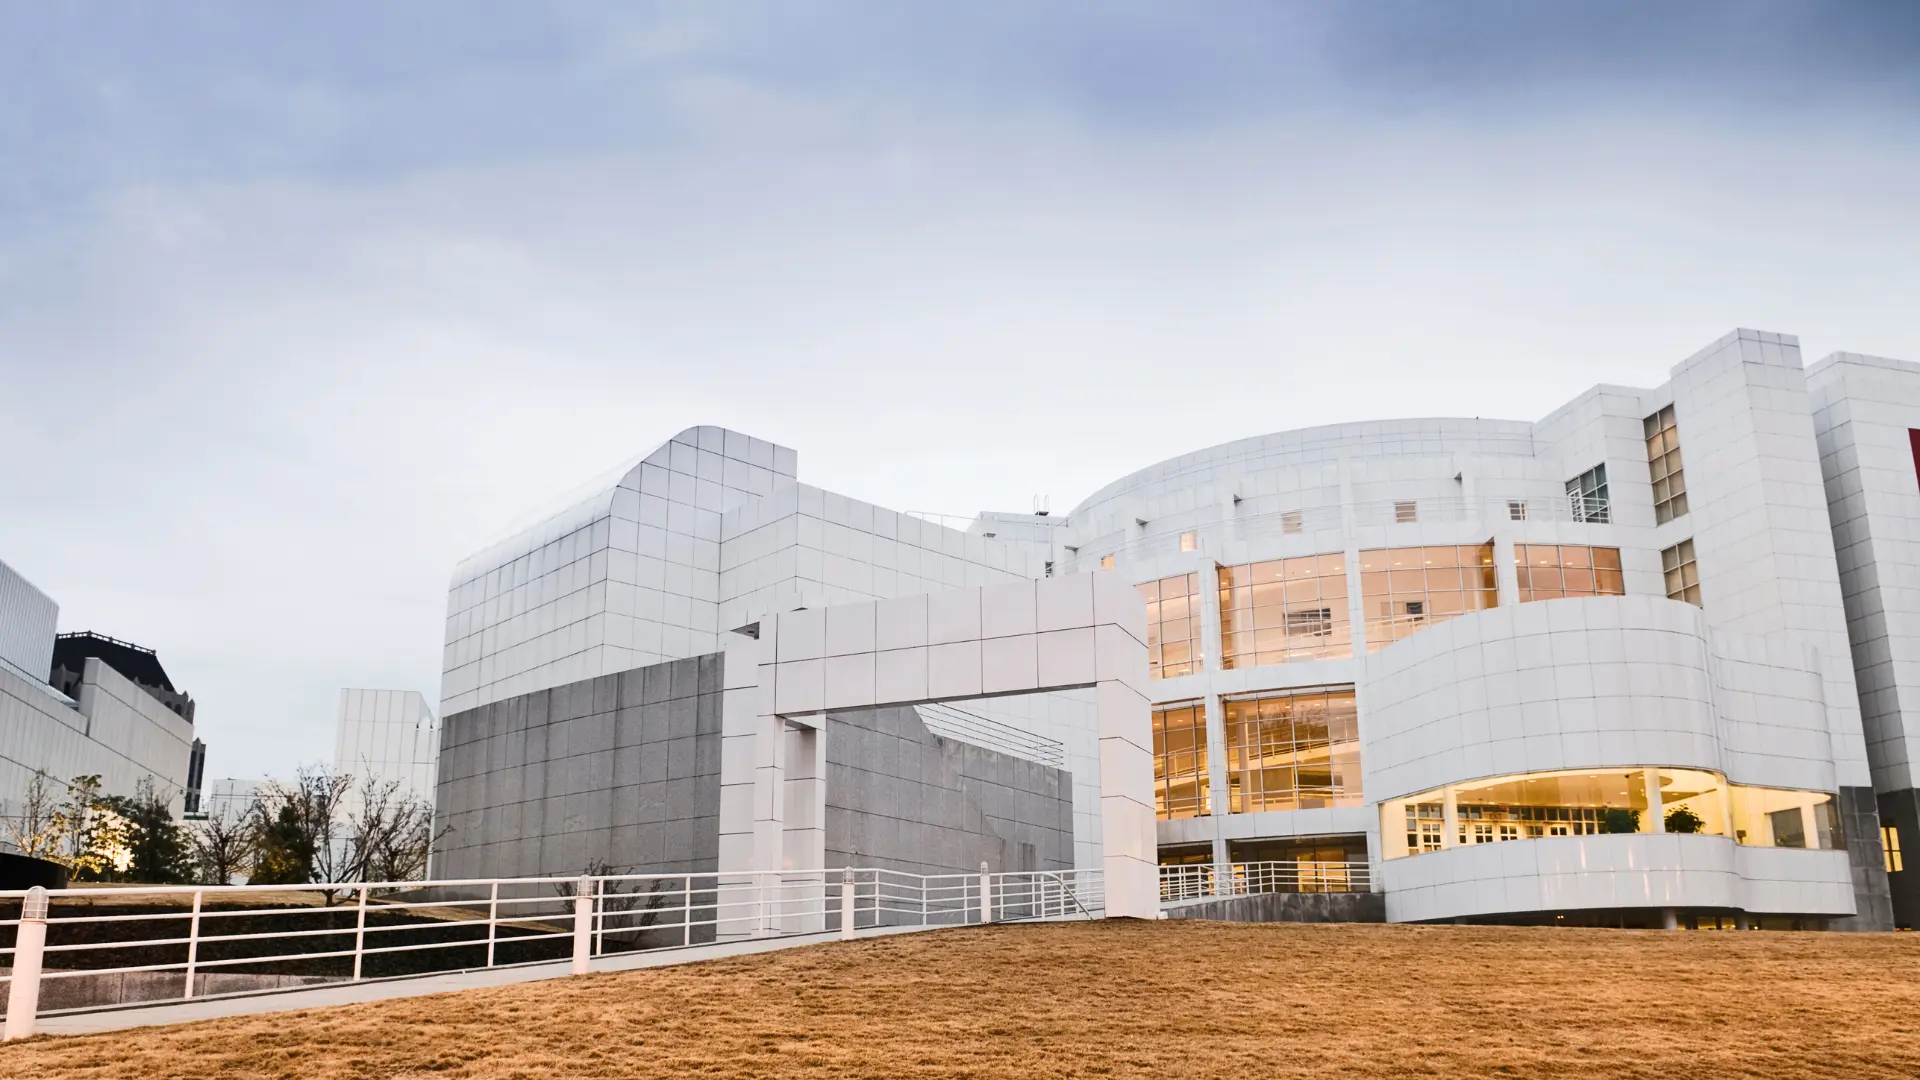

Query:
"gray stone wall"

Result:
[[431, 654, 723, 880], [1162, 891, 1387, 924], [824, 705, 1073, 877]]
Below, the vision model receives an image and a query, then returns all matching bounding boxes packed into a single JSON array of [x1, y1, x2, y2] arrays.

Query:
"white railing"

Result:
[[1066, 494, 1615, 572], [916, 703, 1068, 768], [0, 865, 1103, 1037], [1158, 860, 1372, 902]]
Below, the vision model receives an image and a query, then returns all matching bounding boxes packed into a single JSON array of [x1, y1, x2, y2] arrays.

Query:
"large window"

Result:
[[1152, 702, 1209, 819], [1662, 539, 1701, 606], [1360, 543, 1496, 652], [1222, 688, 1361, 813], [1139, 573, 1202, 679], [1218, 554, 1351, 668], [1514, 544, 1625, 602], [1645, 405, 1689, 523], [1567, 463, 1611, 523], [1380, 767, 1844, 858]]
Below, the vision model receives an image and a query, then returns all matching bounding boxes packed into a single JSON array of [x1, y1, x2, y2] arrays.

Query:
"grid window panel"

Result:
[[1222, 689, 1361, 813], [1661, 538, 1701, 606], [1359, 542, 1496, 652], [1566, 463, 1611, 523], [1152, 702, 1209, 819], [1644, 406, 1688, 524], [1218, 553, 1351, 669], [1514, 544, 1625, 602], [1139, 573, 1203, 679]]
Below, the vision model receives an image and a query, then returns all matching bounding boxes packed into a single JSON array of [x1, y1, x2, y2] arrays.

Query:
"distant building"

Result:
[[0, 560, 197, 828], [334, 689, 438, 811], [0, 558, 57, 685], [50, 632, 196, 723]]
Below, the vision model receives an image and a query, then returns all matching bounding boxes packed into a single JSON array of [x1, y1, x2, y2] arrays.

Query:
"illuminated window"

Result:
[[1099, 553, 1115, 570], [1222, 688, 1360, 813], [1360, 543, 1496, 651], [1645, 406, 1688, 523], [1884, 824, 1904, 873], [1218, 553, 1351, 668], [1152, 702, 1209, 819], [1138, 573, 1202, 679], [1394, 500, 1418, 523], [1662, 538, 1700, 606], [1567, 463, 1611, 523], [1179, 530, 1198, 552], [1514, 545, 1625, 602], [1380, 768, 1844, 858]]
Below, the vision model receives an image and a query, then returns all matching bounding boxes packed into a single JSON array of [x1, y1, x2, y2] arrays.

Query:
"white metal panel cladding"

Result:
[[0, 557, 57, 683]]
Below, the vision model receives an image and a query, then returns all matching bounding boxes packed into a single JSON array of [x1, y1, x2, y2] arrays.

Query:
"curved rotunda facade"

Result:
[[1052, 329, 1904, 930]]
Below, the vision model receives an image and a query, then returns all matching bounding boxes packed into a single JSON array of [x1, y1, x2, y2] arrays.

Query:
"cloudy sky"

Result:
[[2, 2, 1917, 782]]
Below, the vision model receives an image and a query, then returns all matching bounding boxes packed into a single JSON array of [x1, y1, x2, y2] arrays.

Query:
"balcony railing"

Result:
[[1067, 494, 1614, 572], [1158, 859, 1373, 902]]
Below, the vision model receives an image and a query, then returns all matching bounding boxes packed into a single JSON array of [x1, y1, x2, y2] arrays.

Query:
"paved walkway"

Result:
[[32, 923, 936, 1037]]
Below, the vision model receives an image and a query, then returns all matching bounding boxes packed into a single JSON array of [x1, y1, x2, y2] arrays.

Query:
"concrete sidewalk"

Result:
[[31, 923, 937, 1037]]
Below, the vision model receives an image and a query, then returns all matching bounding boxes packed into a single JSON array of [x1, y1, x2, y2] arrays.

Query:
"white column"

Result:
[[1093, 572, 1160, 919], [1644, 768, 1665, 833], [1441, 786, 1460, 849]]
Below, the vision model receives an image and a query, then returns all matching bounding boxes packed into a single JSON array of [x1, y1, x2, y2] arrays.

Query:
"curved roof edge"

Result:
[[449, 426, 794, 588], [1067, 416, 1537, 519]]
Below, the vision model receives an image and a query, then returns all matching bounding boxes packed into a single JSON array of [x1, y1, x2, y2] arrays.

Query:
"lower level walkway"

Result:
[[34, 923, 934, 1037]]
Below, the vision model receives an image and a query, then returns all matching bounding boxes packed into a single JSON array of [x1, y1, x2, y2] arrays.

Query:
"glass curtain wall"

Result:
[[1513, 545, 1626, 602], [1152, 701, 1209, 819], [1360, 543, 1497, 651], [1222, 688, 1361, 812], [1139, 573, 1203, 679], [1218, 553, 1351, 668], [1380, 767, 1844, 858]]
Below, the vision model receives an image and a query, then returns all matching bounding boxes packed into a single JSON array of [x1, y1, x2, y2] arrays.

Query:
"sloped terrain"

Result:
[[1, 919, 1916, 1079]]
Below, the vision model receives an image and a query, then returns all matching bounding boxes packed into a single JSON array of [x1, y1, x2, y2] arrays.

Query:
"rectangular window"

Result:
[[1508, 500, 1528, 522], [1645, 406, 1688, 523], [1179, 530, 1198, 552], [1514, 544, 1626, 602], [1099, 553, 1115, 570], [1218, 553, 1351, 668], [1222, 688, 1360, 813], [1394, 500, 1418, 523], [1359, 542, 1497, 651], [1729, 785, 1843, 849], [1138, 573, 1202, 679], [1567, 463, 1611, 523], [1281, 510, 1303, 535], [1882, 823, 1903, 873], [1152, 702, 1209, 819], [1662, 538, 1701, 606]]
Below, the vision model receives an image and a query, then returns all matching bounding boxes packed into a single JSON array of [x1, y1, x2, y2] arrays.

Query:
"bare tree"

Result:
[[348, 775, 446, 884], [248, 766, 355, 898], [189, 803, 258, 885], [3, 769, 64, 860]]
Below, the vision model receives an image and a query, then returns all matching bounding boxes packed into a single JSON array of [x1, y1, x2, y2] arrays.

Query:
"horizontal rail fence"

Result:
[[916, 703, 1068, 768], [1158, 860, 1373, 902], [1062, 493, 1610, 573], [0, 865, 1104, 1029]]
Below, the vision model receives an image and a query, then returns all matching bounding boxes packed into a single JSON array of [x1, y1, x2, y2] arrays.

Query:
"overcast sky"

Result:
[[2, 2, 1917, 783]]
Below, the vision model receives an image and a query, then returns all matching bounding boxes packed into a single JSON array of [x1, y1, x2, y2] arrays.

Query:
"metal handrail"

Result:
[[916, 703, 1067, 768], [1157, 859, 1372, 901], [0, 865, 1106, 1032]]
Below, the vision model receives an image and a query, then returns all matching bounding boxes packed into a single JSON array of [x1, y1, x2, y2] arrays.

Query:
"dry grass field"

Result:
[[0, 919, 1916, 1080]]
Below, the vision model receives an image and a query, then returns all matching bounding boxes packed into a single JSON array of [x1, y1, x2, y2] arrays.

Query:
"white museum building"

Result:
[[434, 329, 1920, 930]]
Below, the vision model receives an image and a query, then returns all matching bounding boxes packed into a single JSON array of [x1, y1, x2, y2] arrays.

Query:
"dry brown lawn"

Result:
[[1, 919, 1916, 1080]]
